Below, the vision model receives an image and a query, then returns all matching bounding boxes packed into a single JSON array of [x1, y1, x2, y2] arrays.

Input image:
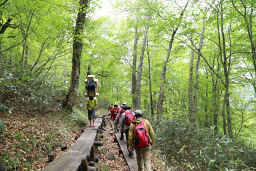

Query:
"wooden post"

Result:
[[80, 157, 89, 171], [89, 145, 96, 162], [93, 141, 103, 146]]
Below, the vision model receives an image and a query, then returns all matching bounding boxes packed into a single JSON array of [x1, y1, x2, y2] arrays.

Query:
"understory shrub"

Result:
[[0, 66, 65, 115], [0, 120, 5, 133], [70, 107, 89, 126], [148, 117, 256, 170]]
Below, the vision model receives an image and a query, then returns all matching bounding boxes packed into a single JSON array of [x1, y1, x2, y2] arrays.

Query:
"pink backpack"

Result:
[[133, 119, 150, 148], [125, 111, 135, 125]]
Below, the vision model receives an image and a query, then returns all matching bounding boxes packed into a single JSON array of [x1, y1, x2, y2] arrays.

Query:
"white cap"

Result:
[[135, 110, 143, 115]]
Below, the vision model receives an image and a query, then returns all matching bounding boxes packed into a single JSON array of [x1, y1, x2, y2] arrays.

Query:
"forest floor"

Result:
[[0, 109, 167, 170], [0, 110, 86, 170]]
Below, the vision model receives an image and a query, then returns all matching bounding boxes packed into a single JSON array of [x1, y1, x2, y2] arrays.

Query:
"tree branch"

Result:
[[0, 0, 8, 7], [0, 18, 12, 34], [144, 0, 168, 20]]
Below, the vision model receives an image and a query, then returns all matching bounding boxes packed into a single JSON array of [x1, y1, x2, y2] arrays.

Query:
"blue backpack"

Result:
[[88, 81, 95, 90]]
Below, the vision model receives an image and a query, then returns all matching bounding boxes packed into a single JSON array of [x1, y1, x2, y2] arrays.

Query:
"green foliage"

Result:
[[0, 120, 5, 133], [70, 107, 89, 127], [0, 64, 65, 115], [149, 117, 256, 170]]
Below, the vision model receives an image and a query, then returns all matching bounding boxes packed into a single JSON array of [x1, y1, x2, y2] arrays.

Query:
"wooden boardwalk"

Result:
[[115, 131, 138, 171], [42, 117, 103, 171]]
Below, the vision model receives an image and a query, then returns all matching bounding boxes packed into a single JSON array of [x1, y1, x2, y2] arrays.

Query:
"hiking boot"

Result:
[[120, 134, 124, 140], [128, 151, 134, 157]]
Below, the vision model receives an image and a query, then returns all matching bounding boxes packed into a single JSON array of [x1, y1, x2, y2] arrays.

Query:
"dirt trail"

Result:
[[95, 117, 129, 170], [95, 116, 166, 171]]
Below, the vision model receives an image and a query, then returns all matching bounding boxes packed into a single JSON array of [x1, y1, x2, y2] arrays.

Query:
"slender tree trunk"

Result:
[[146, 38, 154, 116], [0, 17, 11, 57], [135, 16, 150, 110], [231, 0, 256, 95], [213, 82, 218, 133], [221, 96, 227, 136], [212, 76, 221, 134], [63, 0, 88, 110], [204, 71, 209, 127], [31, 37, 48, 71], [190, 20, 205, 124], [220, 0, 233, 138], [87, 65, 91, 75], [131, 26, 139, 108], [24, 45, 29, 67], [188, 42, 194, 122], [157, 1, 189, 119], [20, 11, 34, 67]]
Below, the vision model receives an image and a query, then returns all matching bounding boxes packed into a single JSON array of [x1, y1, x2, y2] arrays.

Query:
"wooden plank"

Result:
[[115, 132, 138, 171], [111, 121, 138, 171], [42, 117, 103, 171]]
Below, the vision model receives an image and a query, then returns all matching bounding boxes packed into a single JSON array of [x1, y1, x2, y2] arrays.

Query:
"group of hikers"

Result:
[[108, 103, 155, 171], [86, 96, 155, 171]]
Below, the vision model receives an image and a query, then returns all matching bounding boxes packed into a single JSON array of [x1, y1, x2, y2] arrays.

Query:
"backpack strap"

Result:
[[141, 119, 145, 125]]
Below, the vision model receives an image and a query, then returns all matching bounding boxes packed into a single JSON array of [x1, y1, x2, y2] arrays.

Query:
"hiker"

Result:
[[107, 104, 113, 116], [86, 96, 98, 127], [128, 110, 154, 171], [119, 106, 135, 157], [108, 103, 113, 112], [110, 104, 120, 121], [114, 103, 126, 133]]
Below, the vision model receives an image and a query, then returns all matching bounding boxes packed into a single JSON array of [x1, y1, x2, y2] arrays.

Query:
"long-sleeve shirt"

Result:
[[128, 117, 154, 147], [118, 110, 135, 131]]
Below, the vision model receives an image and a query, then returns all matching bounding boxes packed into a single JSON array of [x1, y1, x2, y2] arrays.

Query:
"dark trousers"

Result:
[[125, 128, 134, 157]]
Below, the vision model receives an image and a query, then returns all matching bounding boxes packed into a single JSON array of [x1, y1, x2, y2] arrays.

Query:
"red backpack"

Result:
[[124, 111, 135, 125], [133, 119, 150, 148], [113, 107, 119, 114]]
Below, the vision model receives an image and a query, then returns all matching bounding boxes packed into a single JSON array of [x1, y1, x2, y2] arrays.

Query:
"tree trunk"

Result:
[[191, 20, 205, 124], [135, 16, 150, 110], [157, 1, 189, 119], [31, 37, 48, 71], [188, 42, 194, 122], [220, 0, 233, 138], [231, 0, 256, 95], [0, 0, 9, 7], [221, 96, 227, 136], [212, 75, 221, 134], [131, 27, 139, 108], [63, 0, 88, 110], [212, 82, 218, 133], [20, 11, 34, 67], [0, 18, 12, 34], [146, 38, 154, 116], [212, 53, 222, 134], [204, 71, 209, 127]]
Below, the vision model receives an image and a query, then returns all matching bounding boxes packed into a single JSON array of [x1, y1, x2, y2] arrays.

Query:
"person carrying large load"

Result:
[[85, 75, 99, 127]]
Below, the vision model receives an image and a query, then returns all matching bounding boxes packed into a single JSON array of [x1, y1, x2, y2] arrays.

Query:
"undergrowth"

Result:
[[0, 109, 89, 170], [70, 107, 89, 126], [0, 65, 90, 170], [0, 65, 65, 115], [148, 117, 256, 170]]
